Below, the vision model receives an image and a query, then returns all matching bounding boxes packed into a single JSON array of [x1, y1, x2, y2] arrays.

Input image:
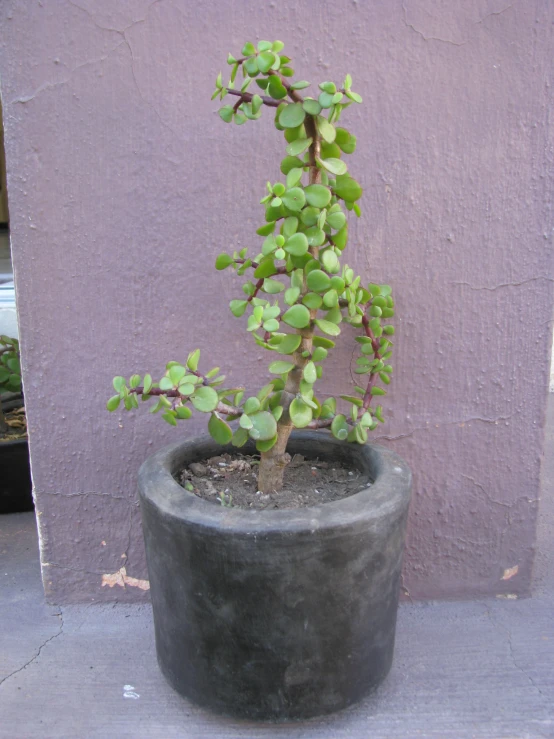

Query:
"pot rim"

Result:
[[139, 430, 411, 535]]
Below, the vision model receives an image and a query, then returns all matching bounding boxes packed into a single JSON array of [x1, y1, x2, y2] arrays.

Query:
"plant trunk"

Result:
[[258, 117, 322, 493]]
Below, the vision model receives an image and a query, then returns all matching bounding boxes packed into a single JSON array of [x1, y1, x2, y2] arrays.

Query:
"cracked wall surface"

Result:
[[0, 0, 552, 602]]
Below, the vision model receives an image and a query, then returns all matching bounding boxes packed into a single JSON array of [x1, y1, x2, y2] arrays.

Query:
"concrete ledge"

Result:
[[1, 511, 553, 737]]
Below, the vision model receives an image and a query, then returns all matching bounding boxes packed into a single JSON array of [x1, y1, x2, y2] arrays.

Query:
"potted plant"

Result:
[[108, 39, 411, 721], [0, 335, 33, 513]]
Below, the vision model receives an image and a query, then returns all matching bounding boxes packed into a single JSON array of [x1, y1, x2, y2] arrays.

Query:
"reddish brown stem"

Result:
[[225, 89, 280, 108]]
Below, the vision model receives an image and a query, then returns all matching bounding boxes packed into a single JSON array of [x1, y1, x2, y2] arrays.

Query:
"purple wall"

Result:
[[1, 0, 552, 602]]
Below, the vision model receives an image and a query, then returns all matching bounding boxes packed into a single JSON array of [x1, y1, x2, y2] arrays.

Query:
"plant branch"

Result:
[[361, 314, 382, 412], [224, 89, 280, 108], [128, 387, 241, 415]]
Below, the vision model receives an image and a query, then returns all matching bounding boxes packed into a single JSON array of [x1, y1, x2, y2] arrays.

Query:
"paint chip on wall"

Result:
[[101, 567, 149, 591]]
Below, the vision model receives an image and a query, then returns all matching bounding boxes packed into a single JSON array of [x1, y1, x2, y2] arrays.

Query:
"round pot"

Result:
[[0, 397, 33, 514], [138, 431, 411, 721]]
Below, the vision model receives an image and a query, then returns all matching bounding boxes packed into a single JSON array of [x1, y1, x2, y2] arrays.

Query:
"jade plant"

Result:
[[0, 335, 22, 434], [107, 40, 395, 492]]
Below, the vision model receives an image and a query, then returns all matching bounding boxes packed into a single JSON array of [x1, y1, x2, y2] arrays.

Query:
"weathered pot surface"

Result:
[[138, 430, 412, 721]]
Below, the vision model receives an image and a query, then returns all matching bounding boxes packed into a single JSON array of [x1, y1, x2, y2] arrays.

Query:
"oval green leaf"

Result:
[[289, 397, 313, 428], [304, 184, 331, 208], [279, 103, 306, 129], [208, 413, 233, 444], [191, 386, 219, 413], [282, 304, 311, 329]]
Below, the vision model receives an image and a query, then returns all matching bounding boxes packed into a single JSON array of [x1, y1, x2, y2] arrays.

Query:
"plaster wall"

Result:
[[0, 0, 552, 602]]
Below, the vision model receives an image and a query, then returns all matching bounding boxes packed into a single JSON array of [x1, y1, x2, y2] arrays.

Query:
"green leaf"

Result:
[[283, 304, 311, 329], [284, 232, 309, 256], [175, 405, 192, 419], [307, 269, 331, 293], [286, 168, 303, 189], [249, 411, 277, 441], [106, 395, 121, 412], [318, 91, 334, 109], [186, 349, 200, 372], [232, 427, 249, 447], [178, 382, 195, 396], [263, 278, 284, 294], [283, 216, 299, 237], [312, 346, 328, 362], [191, 386, 219, 412], [256, 436, 277, 452], [304, 184, 331, 208], [244, 397, 261, 414], [286, 137, 312, 157], [162, 411, 178, 426], [279, 103, 306, 128], [290, 80, 310, 90], [239, 414, 253, 430], [289, 397, 313, 428], [320, 397, 336, 417], [303, 361, 317, 384], [219, 105, 234, 123], [280, 156, 305, 174], [270, 332, 302, 354], [316, 115, 336, 143], [303, 98, 322, 116], [242, 41, 256, 55], [257, 221, 276, 236], [269, 360, 295, 374], [215, 254, 234, 270], [302, 292, 323, 309], [142, 374, 152, 394], [333, 174, 362, 202], [313, 335, 336, 349], [323, 289, 338, 308], [230, 299, 248, 317], [318, 157, 347, 175], [345, 89, 362, 103], [257, 51, 276, 73], [326, 209, 346, 230], [254, 259, 277, 278], [268, 75, 287, 100], [169, 365, 187, 385], [321, 249, 339, 273], [284, 286, 300, 305], [314, 318, 341, 336], [305, 226, 326, 246], [331, 414, 349, 440], [113, 376, 126, 392], [281, 187, 306, 212], [159, 376, 174, 391], [208, 413, 233, 444], [371, 387, 387, 396]]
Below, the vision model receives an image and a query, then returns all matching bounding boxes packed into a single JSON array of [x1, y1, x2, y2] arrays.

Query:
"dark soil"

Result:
[[0, 406, 27, 442], [178, 452, 371, 510]]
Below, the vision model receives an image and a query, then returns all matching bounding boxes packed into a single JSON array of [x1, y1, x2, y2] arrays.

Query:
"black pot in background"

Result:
[[139, 431, 412, 721], [0, 396, 33, 514]]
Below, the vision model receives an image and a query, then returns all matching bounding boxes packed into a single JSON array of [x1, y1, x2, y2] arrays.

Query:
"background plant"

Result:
[[0, 335, 22, 434], [108, 40, 395, 492]]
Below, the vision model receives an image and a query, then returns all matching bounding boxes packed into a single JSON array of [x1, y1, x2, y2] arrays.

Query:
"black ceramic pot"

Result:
[[0, 397, 32, 514], [138, 431, 411, 721]]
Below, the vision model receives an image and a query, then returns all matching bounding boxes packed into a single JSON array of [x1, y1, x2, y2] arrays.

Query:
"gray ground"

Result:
[[1, 396, 553, 738]]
